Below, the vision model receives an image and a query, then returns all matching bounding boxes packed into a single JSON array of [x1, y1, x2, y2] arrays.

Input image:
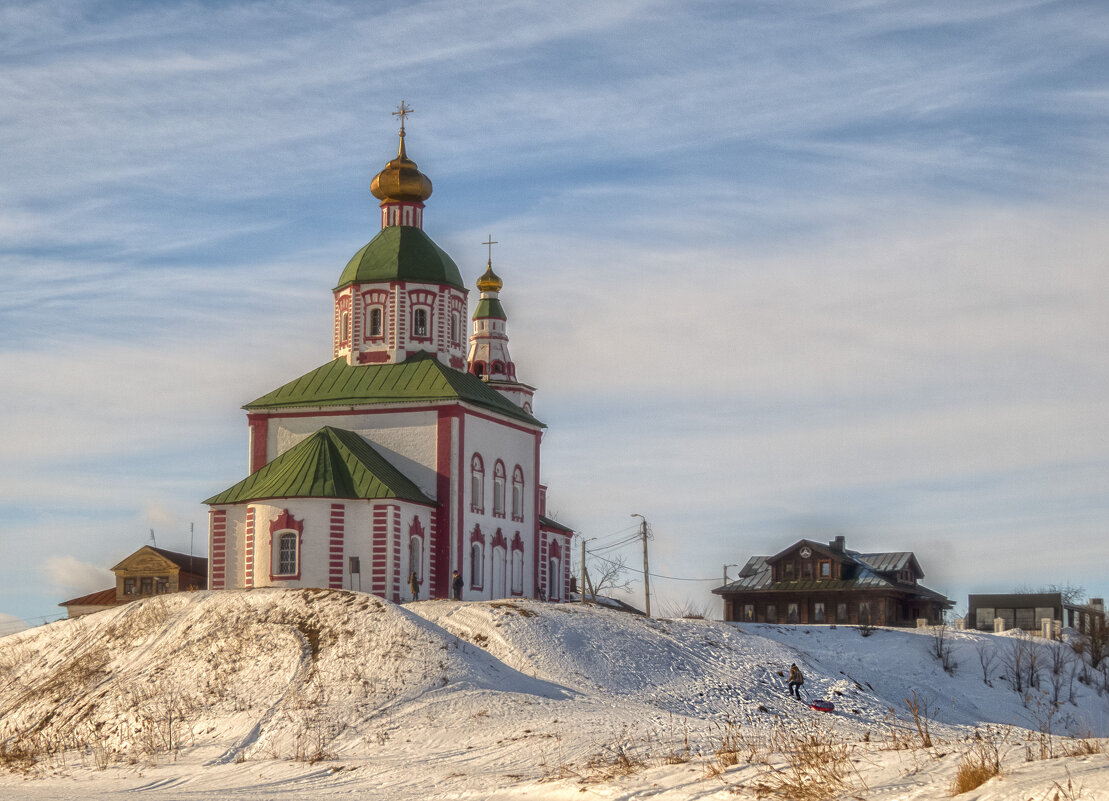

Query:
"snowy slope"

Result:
[[0, 590, 1106, 800]]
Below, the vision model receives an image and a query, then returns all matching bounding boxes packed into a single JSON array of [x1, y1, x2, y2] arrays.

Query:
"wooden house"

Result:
[[59, 546, 207, 618], [713, 536, 951, 626]]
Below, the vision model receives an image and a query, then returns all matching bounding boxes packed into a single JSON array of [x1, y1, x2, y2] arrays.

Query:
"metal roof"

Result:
[[335, 225, 466, 291], [244, 351, 542, 427], [205, 426, 435, 506]]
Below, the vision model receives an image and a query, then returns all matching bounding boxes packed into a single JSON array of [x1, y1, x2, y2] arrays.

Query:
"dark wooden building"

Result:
[[714, 536, 951, 626]]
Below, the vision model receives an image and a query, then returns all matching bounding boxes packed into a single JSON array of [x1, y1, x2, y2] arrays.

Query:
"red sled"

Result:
[[810, 699, 835, 713]]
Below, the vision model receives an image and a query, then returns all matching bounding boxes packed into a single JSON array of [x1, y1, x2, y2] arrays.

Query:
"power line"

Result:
[[584, 549, 721, 582]]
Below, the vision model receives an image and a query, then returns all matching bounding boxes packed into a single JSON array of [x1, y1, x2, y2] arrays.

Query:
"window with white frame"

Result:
[[369, 307, 383, 337], [511, 466, 524, 521], [470, 454, 484, 512], [413, 307, 429, 338], [493, 461, 506, 517], [274, 531, 298, 577], [511, 546, 523, 595], [471, 541, 484, 589], [548, 557, 560, 601]]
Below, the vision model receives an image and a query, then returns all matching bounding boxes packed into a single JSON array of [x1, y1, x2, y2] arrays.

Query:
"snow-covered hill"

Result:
[[1, 590, 1106, 800]]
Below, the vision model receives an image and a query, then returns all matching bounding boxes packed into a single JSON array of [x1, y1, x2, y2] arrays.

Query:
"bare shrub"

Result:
[[1001, 631, 1039, 694], [905, 690, 933, 748], [951, 727, 1003, 795], [976, 639, 997, 686], [930, 624, 957, 675]]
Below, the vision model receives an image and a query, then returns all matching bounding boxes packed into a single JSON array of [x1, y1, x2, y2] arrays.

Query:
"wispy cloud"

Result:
[[1, 0, 1107, 620]]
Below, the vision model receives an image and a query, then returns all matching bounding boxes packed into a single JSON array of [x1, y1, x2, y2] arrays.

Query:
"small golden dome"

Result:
[[476, 260, 502, 293], [370, 132, 433, 204]]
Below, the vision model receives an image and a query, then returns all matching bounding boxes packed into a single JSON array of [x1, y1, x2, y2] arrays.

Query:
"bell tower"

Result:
[[466, 237, 535, 412]]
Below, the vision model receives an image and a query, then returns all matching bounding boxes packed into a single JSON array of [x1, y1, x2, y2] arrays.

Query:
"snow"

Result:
[[1, 589, 1106, 799]]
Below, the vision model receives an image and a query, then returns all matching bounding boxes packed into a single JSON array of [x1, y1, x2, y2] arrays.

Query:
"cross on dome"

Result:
[[392, 101, 413, 135], [482, 234, 498, 263]]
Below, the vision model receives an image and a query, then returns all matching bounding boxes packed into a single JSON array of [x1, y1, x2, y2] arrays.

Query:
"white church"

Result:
[[205, 110, 574, 603]]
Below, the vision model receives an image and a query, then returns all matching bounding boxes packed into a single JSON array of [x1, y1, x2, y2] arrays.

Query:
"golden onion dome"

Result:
[[476, 260, 502, 293], [370, 132, 433, 204]]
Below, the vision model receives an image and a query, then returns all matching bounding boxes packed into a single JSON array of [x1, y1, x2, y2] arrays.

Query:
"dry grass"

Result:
[[748, 723, 859, 800], [951, 728, 1003, 795], [1061, 736, 1104, 757]]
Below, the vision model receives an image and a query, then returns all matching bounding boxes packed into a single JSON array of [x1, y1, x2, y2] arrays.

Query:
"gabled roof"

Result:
[[111, 546, 207, 574], [244, 351, 542, 427], [205, 426, 435, 506], [856, 551, 922, 577], [767, 538, 841, 563]]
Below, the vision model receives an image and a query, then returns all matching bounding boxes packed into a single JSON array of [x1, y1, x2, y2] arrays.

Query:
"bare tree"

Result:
[[1001, 632, 1031, 694], [1046, 642, 1073, 707], [1012, 583, 1086, 606], [976, 639, 997, 686], [585, 553, 634, 599]]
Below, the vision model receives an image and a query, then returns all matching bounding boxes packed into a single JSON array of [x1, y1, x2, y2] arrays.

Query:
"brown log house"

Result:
[[714, 536, 951, 626]]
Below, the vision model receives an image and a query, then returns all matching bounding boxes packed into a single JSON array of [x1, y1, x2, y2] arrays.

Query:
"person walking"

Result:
[[451, 569, 464, 601], [787, 663, 804, 699], [409, 571, 421, 601]]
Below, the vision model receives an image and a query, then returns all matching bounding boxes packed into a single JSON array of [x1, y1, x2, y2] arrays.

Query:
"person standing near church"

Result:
[[409, 571, 421, 601], [451, 569, 464, 600]]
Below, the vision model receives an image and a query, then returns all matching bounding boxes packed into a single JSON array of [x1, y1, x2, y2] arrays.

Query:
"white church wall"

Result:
[[268, 411, 439, 498], [458, 411, 541, 601]]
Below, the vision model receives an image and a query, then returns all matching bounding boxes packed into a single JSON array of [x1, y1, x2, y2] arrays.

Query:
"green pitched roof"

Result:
[[473, 296, 506, 320], [244, 351, 543, 427], [336, 226, 465, 291], [205, 426, 434, 505]]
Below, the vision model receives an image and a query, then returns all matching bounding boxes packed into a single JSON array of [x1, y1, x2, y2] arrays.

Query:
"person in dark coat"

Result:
[[451, 569, 463, 600], [409, 571, 421, 601], [788, 663, 804, 699]]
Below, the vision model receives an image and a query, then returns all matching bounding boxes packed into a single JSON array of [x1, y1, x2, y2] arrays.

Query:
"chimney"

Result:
[[830, 535, 845, 552]]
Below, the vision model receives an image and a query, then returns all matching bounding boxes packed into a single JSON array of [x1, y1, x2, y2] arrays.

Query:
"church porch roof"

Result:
[[205, 426, 434, 506]]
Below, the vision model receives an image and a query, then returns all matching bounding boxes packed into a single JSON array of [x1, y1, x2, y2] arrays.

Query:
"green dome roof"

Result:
[[336, 226, 465, 291]]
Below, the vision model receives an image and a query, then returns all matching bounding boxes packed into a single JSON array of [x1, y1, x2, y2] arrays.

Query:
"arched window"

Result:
[[492, 461, 506, 517], [269, 509, 303, 581], [450, 311, 460, 345], [409, 535, 422, 581], [511, 466, 524, 521], [369, 307, 383, 337], [275, 531, 298, 577], [511, 533, 524, 596], [548, 556, 561, 601], [339, 311, 350, 344], [470, 454, 484, 513], [413, 307, 428, 338], [471, 541, 484, 589]]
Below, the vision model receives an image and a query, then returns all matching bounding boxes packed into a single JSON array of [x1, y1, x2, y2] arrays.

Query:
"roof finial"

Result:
[[393, 100, 413, 136], [482, 234, 498, 267], [477, 234, 503, 293], [392, 101, 414, 159]]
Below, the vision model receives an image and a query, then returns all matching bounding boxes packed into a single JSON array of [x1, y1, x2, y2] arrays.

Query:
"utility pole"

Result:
[[580, 535, 587, 604], [631, 513, 650, 617]]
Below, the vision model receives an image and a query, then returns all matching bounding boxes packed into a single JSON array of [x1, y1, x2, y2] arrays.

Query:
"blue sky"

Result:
[[2, 0, 1108, 630]]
